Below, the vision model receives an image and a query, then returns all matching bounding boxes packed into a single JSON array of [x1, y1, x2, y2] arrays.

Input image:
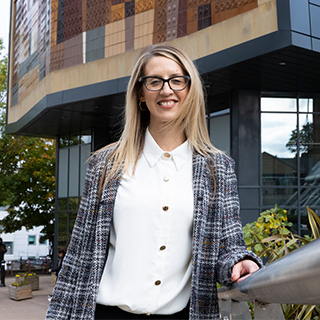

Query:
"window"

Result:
[[261, 96, 320, 236], [208, 109, 230, 155], [206, 94, 231, 155], [4, 242, 13, 254], [28, 235, 36, 245]]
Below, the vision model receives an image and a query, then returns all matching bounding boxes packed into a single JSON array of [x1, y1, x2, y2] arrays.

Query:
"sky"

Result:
[[0, 0, 11, 55]]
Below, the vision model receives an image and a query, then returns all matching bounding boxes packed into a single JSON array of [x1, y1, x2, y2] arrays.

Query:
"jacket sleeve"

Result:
[[215, 156, 262, 286], [46, 152, 102, 319]]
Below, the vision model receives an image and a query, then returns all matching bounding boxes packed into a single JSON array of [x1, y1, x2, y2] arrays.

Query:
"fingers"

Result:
[[231, 262, 241, 282], [231, 260, 259, 283]]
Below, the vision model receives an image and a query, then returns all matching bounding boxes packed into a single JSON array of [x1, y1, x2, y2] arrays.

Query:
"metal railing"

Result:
[[218, 238, 320, 320]]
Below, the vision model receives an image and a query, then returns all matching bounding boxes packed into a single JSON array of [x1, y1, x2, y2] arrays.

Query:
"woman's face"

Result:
[[140, 56, 189, 130]]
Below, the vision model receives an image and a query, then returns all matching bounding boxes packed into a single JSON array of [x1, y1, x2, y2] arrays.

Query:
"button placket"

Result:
[[153, 154, 173, 297]]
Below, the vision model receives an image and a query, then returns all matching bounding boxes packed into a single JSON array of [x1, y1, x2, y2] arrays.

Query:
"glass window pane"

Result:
[[209, 113, 230, 155], [299, 188, 320, 207], [69, 135, 79, 146], [261, 97, 297, 112], [299, 98, 313, 112], [69, 198, 79, 212], [58, 149, 68, 197], [262, 113, 297, 186], [28, 235, 36, 245], [4, 242, 13, 254], [69, 147, 80, 197], [58, 211, 68, 248], [262, 188, 297, 207], [80, 135, 92, 144], [80, 144, 91, 194], [299, 114, 320, 186], [59, 199, 68, 211], [298, 113, 313, 155], [59, 136, 69, 148]]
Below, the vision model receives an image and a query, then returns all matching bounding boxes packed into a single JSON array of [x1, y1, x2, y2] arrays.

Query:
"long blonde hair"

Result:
[[98, 44, 218, 199]]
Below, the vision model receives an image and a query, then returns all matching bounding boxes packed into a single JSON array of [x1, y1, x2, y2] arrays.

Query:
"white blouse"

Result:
[[96, 129, 194, 315]]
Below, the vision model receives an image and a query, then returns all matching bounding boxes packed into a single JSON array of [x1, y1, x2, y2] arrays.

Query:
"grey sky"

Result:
[[0, 0, 10, 54]]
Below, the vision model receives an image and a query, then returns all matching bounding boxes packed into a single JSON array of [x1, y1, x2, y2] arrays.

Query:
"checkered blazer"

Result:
[[46, 148, 262, 320]]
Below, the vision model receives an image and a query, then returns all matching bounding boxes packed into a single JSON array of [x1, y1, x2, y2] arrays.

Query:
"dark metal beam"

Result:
[[218, 238, 320, 305]]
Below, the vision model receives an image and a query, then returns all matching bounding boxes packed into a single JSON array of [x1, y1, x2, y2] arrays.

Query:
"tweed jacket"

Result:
[[46, 148, 262, 320]]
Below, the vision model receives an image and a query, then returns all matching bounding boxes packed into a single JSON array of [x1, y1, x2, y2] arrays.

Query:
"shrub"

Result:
[[243, 205, 320, 320]]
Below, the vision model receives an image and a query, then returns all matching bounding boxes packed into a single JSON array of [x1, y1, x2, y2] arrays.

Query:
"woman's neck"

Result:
[[148, 124, 186, 151]]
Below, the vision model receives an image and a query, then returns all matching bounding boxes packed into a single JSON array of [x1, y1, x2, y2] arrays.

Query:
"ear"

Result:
[[139, 90, 145, 102]]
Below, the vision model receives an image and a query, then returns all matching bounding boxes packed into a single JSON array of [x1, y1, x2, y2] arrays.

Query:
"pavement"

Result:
[[0, 274, 53, 320]]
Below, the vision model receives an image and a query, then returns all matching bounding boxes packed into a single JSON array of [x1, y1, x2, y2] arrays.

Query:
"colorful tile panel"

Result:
[[212, 0, 258, 24], [10, 0, 258, 107]]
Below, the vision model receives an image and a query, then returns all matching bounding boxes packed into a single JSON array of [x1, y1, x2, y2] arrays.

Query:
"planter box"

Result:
[[16, 274, 39, 291], [8, 285, 32, 301], [24, 275, 39, 290]]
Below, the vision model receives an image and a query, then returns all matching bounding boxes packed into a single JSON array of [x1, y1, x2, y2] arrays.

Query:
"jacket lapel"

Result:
[[89, 160, 122, 299], [190, 153, 211, 314]]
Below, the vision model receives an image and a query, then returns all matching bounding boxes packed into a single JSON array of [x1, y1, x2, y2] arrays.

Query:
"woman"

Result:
[[46, 44, 262, 320], [50, 248, 66, 277]]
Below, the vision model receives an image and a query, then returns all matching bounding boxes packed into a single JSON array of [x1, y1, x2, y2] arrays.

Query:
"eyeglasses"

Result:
[[139, 75, 190, 91]]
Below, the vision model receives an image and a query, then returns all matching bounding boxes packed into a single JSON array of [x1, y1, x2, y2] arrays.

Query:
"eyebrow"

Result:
[[143, 73, 186, 78]]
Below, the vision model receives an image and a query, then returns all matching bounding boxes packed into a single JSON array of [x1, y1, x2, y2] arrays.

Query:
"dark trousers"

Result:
[[95, 303, 189, 320], [0, 263, 5, 285]]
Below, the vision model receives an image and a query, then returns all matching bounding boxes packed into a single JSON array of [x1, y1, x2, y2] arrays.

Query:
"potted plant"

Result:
[[18, 272, 39, 291], [8, 275, 32, 301]]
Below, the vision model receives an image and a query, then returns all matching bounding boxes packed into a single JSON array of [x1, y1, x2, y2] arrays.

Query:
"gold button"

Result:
[[155, 280, 161, 286], [164, 152, 170, 158], [160, 245, 166, 251], [162, 206, 169, 211], [163, 176, 170, 182]]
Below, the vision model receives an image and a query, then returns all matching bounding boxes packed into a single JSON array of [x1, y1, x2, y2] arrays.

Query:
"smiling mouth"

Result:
[[158, 101, 176, 106]]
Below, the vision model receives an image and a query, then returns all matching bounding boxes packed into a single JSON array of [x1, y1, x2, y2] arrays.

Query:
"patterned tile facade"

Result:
[[10, 0, 258, 106]]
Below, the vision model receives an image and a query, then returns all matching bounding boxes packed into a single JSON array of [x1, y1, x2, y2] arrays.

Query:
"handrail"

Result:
[[24, 259, 31, 273], [218, 238, 320, 305]]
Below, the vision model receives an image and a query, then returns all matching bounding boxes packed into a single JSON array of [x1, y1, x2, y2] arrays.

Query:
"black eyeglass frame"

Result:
[[139, 75, 191, 91]]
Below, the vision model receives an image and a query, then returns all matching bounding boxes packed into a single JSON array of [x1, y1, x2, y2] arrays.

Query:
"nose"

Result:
[[160, 81, 173, 94]]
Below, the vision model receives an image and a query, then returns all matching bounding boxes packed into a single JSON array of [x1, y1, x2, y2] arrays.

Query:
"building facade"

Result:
[[6, 0, 320, 261], [0, 208, 50, 261]]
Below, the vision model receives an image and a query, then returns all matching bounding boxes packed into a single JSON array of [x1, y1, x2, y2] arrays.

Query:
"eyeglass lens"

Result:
[[143, 76, 189, 91]]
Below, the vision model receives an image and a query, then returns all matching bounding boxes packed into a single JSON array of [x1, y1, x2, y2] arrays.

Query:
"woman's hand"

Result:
[[231, 259, 259, 283]]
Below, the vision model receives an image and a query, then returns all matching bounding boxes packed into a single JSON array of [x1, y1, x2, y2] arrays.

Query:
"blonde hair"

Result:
[[98, 44, 218, 199]]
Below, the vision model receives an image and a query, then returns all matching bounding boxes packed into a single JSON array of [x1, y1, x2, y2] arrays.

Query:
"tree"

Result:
[[286, 122, 313, 155], [0, 38, 56, 248], [0, 39, 7, 106]]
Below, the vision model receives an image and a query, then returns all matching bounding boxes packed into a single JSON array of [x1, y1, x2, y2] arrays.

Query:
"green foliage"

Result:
[[286, 122, 313, 155], [242, 205, 306, 263], [0, 38, 7, 104], [0, 38, 56, 246], [243, 205, 320, 319], [307, 206, 320, 239]]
